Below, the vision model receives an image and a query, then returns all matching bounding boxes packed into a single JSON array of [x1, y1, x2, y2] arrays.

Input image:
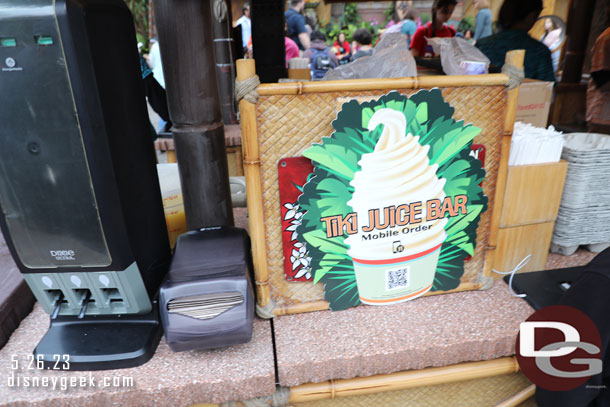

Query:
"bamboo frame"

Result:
[[186, 356, 524, 407], [237, 59, 271, 308], [237, 51, 525, 316], [288, 357, 521, 403], [257, 74, 511, 96], [271, 282, 483, 316]]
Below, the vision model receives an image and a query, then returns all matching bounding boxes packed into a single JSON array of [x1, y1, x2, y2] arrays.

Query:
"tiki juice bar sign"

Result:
[[280, 90, 488, 311]]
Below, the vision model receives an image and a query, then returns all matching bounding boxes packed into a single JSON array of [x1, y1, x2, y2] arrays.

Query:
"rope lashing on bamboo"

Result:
[[271, 387, 291, 407], [235, 75, 261, 104], [502, 63, 524, 90], [477, 273, 495, 290], [213, 0, 227, 22], [256, 298, 276, 319], [241, 387, 291, 407]]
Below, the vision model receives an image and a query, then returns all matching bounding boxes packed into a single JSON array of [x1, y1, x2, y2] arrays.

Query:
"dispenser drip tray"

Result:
[[33, 299, 162, 371]]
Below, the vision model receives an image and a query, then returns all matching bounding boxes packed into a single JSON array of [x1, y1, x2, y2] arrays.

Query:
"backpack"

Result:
[[310, 48, 335, 79]]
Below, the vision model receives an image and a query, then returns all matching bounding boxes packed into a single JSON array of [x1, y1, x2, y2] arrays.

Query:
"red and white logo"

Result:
[[516, 305, 602, 391]]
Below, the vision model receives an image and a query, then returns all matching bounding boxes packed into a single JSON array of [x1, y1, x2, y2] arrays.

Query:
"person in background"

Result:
[[303, 31, 338, 79], [410, 0, 457, 57], [147, 39, 165, 89], [146, 39, 169, 132], [541, 17, 562, 72], [463, 28, 475, 44], [139, 52, 171, 138], [476, 0, 554, 82], [541, 18, 561, 49], [285, 0, 310, 51], [333, 32, 351, 64], [285, 36, 300, 67], [400, 9, 418, 47], [305, 15, 316, 36], [351, 28, 374, 61], [586, 9, 610, 135], [235, 2, 251, 53], [473, 0, 493, 42]]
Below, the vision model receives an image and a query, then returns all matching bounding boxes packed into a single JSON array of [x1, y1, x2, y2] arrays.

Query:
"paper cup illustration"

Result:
[[345, 109, 448, 305]]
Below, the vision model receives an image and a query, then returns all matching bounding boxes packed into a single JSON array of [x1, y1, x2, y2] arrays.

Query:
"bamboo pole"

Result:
[[485, 50, 525, 278], [289, 357, 520, 403], [495, 384, 536, 407], [237, 59, 271, 309], [257, 74, 511, 96], [153, 0, 234, 229], [423, 282, 481, 296], [274, 300, 329, 316]]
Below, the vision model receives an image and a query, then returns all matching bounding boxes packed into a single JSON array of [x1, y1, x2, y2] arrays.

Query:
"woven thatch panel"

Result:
[[254, 86, 507, 307]]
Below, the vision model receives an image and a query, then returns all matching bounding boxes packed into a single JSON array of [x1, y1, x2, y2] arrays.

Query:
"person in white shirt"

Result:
[[235, 3, 251, 51], [146, 39, 168, 131], [147, 39, 165, 89]]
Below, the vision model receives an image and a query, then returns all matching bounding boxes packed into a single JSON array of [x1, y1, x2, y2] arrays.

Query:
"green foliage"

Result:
[[125, 0, 149, 51], [420, 12, 431, 24], [320, 20, 380, 46], [297, 90, 488, 311], [318, 4, 382, 45], [457, 16, 475, 33], [383, 2, 397, 26], [344, 3, 361, 26]]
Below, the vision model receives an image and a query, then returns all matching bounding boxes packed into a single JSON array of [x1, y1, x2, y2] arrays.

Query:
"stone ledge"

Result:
[[274, 282, 533, 388], [0, 304, 275, 406]]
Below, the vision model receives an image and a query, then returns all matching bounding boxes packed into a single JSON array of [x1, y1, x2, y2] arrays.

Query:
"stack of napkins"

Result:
[[167, 292, 244, 320], [552, 133, 610, 253], [509, 121, 565, 166]]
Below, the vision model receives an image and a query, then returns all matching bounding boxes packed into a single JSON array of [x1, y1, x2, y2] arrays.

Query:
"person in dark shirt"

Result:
[[351, 28, 374, 61], [475, 0, 555, 81], [139, 54, 171, 136], [303, 31, 338, 79], [285, 0, 310, 51]]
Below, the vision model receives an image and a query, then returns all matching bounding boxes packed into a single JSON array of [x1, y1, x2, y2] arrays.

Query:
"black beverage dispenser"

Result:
[[0, 0, 171, 369]]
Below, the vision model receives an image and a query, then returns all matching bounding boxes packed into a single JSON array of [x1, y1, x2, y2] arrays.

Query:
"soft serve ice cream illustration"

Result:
[[345, 108, 448, 305]]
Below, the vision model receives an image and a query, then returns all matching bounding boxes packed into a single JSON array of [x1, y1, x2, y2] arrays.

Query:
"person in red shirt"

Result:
[[333, 32, 351, 64], [410, 0, 457, 57]]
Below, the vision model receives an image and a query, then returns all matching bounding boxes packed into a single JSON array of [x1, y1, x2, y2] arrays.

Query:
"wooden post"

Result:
[[212, 0, 239, 124], [236, 59, 272, 310], [561, 0, 596, 83], [153, 0, 234, 229]]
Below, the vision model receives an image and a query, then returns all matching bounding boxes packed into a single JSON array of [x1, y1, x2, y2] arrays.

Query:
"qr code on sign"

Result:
[[386, 267, 409, 290]]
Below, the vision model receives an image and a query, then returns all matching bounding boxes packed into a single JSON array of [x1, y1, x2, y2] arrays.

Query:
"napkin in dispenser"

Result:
[[159, 226, 255, 351]]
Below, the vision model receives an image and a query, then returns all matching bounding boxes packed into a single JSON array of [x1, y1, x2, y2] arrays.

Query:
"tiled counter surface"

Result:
[[0, 305, 275, 406]]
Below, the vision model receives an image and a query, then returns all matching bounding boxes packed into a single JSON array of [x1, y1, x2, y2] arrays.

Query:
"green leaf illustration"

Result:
[[296, 90, 488, 310]]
